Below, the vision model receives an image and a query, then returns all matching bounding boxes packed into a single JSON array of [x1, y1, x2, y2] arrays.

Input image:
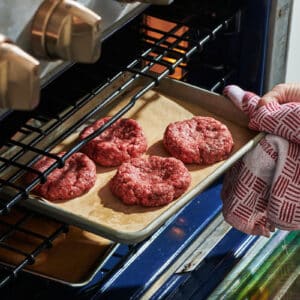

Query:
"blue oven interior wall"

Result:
[[1, 0, 271, 299]]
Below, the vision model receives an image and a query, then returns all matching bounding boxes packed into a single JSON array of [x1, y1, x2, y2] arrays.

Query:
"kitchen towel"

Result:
[[221, 85, 300, 236]]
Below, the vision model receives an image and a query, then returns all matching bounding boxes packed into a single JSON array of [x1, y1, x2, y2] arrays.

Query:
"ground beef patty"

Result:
[[163, 116, 234, 164], [26, 152, 96, 202], [80, 117, 147, 167], [110, 156, 191, 207]]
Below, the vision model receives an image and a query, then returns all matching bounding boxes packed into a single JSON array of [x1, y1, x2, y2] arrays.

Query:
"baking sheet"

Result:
[[0, 209, 113, 286], [23, 78, 263, 244]]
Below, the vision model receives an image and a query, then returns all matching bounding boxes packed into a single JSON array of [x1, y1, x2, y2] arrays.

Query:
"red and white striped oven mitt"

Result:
[[221, 85, 300, 237]]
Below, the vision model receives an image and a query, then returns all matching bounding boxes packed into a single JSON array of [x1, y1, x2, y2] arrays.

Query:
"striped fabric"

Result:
[[221, 85, 300, 236]]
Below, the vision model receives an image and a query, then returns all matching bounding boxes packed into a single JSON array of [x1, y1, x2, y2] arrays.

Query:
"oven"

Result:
[[0, 0, 299, 299]]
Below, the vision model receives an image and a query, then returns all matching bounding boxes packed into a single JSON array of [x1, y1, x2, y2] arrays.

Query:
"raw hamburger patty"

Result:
[[26, 152, 96, 201], [110, 156, 191, 207], [163, 116, 234, 164], [80, 117, 147, 167]]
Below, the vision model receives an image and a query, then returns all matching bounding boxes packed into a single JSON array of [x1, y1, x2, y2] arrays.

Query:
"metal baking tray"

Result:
[[19, 78, 263, 244], [0, 208, 116, 287], [17, 240, 117, 287]]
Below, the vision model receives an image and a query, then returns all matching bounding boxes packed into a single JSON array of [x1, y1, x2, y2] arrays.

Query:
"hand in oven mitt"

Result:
[[221, 83, 300, 237]]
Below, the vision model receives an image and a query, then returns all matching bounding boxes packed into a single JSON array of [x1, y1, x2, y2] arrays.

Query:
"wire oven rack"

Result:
[[0, 6, 237, 288]]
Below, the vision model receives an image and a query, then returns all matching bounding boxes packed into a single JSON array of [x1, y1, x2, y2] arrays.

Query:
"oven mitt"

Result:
[[220, 85, 300, 237]]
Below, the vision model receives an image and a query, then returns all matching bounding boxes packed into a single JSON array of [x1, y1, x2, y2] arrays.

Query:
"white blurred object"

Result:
[[285, 0, 300, 82]]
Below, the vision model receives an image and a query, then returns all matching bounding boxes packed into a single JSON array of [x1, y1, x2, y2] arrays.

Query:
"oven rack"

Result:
[[0, 14, 234, 215], [0, 9, 237, 288], [0, 208, 68, 289]]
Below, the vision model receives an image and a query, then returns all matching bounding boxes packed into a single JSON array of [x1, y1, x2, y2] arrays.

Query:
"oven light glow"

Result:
[[169, 226, 186, 240], [177, 217, 188, 225], [143, 16, 189, 80]]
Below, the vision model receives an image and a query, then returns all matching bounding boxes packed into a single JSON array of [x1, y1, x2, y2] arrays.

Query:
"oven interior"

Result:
[[0, 0, 286, 299]]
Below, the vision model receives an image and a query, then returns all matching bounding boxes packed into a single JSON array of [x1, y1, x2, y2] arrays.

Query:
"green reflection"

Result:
[[222, 231, 300, 299]]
